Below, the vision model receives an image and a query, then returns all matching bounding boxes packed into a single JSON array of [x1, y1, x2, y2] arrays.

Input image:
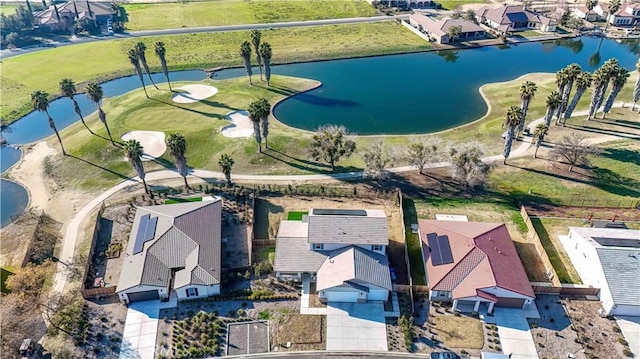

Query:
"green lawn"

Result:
[[0, 21, 428, 124], [529, 218, 583, 284], [287, 211, 308, 221], [435, 0, 486, 10], [0, 3, 17, 14], [1, 267, 15, 294], [165, 196, 203, 204], [121, 0, 378, 31], [253, 246, 275, 264], [401, 198, 426, 285]]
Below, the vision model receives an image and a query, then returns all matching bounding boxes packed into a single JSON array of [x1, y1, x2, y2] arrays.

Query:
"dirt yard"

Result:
[[253, 194, 407, 283], [563, 297, 630, 359], [82, 296, 127, 358], [220, 194, 251, 269], [0, 209, 61, 269], [529, 295, 586, 359], [271, 314, 325, 351]]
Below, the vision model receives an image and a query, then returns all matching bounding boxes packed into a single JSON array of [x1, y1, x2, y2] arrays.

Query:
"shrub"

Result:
[[237, 309, 245, 317], [495, 346, 501, 351], [624, 349, 633, 357], [618, 337, 629, 346], [613, 326, 622, 333]]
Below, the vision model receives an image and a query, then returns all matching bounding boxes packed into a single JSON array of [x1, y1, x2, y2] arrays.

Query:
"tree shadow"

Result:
[[254, 83, 300, 97], [290, 92, 360, 108], [599, 147, 640, 166], [261, 150, 329, 173], [198, 98, 241, 111], [148, 97, 224, 119], [67, 154, 129, 180], [267, 147, 331, 169], [589, 117, 640, 131], [564, 123, 640, 139]]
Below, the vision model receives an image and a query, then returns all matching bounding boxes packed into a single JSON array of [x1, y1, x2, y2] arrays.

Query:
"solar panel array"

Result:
[[312, 209, 367, 216], [133, 214, 159, 254], [427, 233, 454, 266]]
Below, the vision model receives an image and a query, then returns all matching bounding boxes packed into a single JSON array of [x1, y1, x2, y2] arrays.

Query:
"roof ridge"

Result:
[[432, 246, 485, 290]]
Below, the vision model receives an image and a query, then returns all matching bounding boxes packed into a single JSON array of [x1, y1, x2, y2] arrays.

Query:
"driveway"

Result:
[[120, 301, 160, 359], [326, 302, 387, 351], [493, 308, 538, 359], [617, 316, 640, 358]]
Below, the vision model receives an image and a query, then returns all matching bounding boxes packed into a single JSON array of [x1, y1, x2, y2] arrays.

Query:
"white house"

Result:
[[274, 208, 392, 303], [559, 227, 640, 316], [595, 3, 640, 26], [572, 6, 599, 22], [116, 199, 223, 304], [419, 220, 535, 314], [476, 4, 557, 33]]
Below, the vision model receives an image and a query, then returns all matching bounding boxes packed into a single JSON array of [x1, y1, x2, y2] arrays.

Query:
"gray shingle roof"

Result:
[[273, 236, 329, 273], [597, 247, 640, 306], [317, 246, 392, 291], [307, 209, 389, 245], [117, 199, 222, 292]]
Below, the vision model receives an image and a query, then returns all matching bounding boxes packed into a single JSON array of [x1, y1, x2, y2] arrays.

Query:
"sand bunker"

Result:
[[121, 131, 166, 161], [221, 110, 254, 138], [172, 84, 218, 103]]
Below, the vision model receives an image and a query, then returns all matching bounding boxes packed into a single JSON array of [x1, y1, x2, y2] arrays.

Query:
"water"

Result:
[[1, 180, 29, 228], [1, 37, 638, 227]]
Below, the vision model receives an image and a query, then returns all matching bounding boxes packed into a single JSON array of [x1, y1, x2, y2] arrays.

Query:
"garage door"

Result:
[[496, 297, 525, 308], [325, 290, 359, 303], [126, 290, 159, 302]]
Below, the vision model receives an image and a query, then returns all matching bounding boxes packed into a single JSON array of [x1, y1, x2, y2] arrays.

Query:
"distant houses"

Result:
[[476, 4, 557, 33], [409, 13, 485, 44], [33, 1, 117, 31], [595, 2, 640, 26]]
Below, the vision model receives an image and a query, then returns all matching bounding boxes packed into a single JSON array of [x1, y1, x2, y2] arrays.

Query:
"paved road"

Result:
[[0, 15, 409, 60]]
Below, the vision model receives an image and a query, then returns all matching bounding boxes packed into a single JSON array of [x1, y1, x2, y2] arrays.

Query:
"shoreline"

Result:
[[2, 32, 588, 125]]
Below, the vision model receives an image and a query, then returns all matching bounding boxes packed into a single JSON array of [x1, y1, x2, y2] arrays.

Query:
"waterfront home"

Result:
[[274, 208, 392, 303], [476, 4, 557, 33], [409, 13, 486, 44]]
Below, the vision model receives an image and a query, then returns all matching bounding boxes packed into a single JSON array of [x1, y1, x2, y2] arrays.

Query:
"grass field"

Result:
[[530, 218, 583, 284], [164, 196, 203, 204], [0, 21, 428, 124], [401, 198, 426, 285], [287, 211, 308, 221], [0, 3, 17, 14], [435, 0, 486, 10], [121, 0, 377, 31]]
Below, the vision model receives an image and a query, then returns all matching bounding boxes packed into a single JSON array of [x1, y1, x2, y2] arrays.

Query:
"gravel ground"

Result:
[[528, 295, 586, 359]]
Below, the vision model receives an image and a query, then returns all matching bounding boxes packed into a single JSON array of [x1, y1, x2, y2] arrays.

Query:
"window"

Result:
[[372, 245, 383, 251], [312, 243, 324, 250], [186, 287, 199, 297]]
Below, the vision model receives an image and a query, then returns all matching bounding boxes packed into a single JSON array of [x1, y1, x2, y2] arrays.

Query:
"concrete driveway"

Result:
[[326, 302, 387, 351], [494, 308, 538, 359], [120, 301, 160, 359], [617, 316, 640, 358]]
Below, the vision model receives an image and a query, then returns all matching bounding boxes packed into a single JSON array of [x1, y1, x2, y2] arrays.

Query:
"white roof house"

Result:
[[274, 208, 392, 303], [559, 227, 640, 316]]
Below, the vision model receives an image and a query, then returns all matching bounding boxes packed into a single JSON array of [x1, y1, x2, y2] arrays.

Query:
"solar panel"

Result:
[[132, 214, 159, 254], [593, 237, 640, 248], [426, 233, 443, 265], [312, 209, 367, 216], [437, 235, 454, 265]]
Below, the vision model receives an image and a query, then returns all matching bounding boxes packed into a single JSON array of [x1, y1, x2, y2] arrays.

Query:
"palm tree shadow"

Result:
[[261, 150, 330, 173], [253, 83, 300, 97], [589, 117, 640, 131], [67, 155, 129, 180], [266, 147, 331, 169], [148, 97, 224, 119], [564, 123, 640, 139]]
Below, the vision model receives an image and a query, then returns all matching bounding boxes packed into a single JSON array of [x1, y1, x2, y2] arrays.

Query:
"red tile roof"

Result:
[[419, 220, 535, 300]]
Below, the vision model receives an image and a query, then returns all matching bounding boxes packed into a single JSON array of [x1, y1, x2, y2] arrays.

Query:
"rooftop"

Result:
[[316, 246, 392, 291], [307, 208, 388, 245]]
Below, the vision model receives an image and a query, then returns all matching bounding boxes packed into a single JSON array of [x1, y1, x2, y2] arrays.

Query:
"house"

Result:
[[476, 4, 557, 33], [572, 6, 599, 22], [419, 220, 535, 314], [365, 0, 434, 8], [409, 13, 486, 44], [34, 1, 117, 31], [116, 199, 222, 304], [607, 3, 640, 26], [559, 227, 640, 316], [273, 208, 392, 303]]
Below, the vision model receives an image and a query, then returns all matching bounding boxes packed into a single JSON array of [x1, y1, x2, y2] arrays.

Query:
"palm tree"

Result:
[[127, 48, 148, 98], [135, 42, 158, 90], [258, 98, 271, 149], [502, 105, 522, 165], [585, 0, 597, 11], [518, 81, 537, 136], [250, 30, 263, 81], [447, 25, 462, 43], [588, 69, 607, 119], [247, 99, 267, 152], [59, 78, 93, 135], [31, 90, 66, 155], [154, 41, 172, 91], [632, 59, 640, 111], [166, 133, 189, 189], [591, 59, 619, 118], [603, 0, 620, 32], [533, 124, 548, 158], [558, 63, 582, 119], [259, 42, 272, 86], [563, 71, 592, 123], [218, 153, 234, 186], [602, 67, 629, 118], [85, 82, 114, 145], [544, 91, 562, 127], [554, 68, 569, 124], [239, 41, 253, 85], [123, 139, 149, 194]]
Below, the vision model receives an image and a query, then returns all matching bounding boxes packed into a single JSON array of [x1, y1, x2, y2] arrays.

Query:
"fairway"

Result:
[[122, 0, 377, 31], [0, 21, 428, 124]]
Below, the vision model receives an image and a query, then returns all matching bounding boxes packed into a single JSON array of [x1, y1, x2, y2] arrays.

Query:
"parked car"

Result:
[[430, 351, 459, 359]]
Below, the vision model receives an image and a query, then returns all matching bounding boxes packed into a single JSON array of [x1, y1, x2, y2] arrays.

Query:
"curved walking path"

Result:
[[1, 15, 409, 60], [53, 103, 635, 293]]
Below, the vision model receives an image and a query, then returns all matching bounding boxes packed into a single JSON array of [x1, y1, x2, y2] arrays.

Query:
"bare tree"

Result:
[[405, 137, 443, 175], [448, 142, 491, 188], [550, 132, 600, 172], [362, 139, 391, 180]]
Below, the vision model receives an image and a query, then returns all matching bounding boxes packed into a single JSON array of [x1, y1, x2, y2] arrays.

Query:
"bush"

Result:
[[624, 349, 633, 357], [618, 337, 628, 346], [237, 309, 245, 317]]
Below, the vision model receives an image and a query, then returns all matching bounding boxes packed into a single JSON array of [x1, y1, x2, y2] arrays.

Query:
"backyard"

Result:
[[121, 0, 377, 31], [529, 217, 584, 284]]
